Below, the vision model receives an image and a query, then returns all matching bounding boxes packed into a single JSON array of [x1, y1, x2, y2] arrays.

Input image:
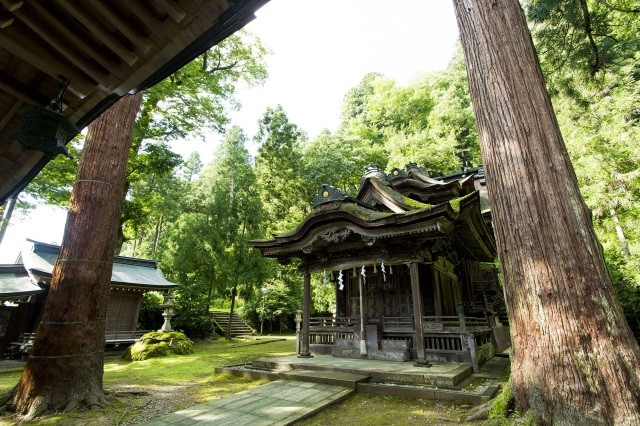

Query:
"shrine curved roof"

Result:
[[250, 164, 496, 266]]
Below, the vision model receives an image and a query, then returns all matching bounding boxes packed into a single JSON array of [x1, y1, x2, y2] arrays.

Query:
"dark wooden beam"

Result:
[[0, 9, 13, 27], [0, 32, 95, 97], [0, 0, 22, 12], [157, 0, 186, 23], [0, 99, 22, 129], [0, 72, 50, 106]]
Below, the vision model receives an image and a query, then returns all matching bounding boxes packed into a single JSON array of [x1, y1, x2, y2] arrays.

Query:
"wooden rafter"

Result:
[[0, 0, 22, 12], [56, 0, 140, 66], [0, 99, 22, 130], [125, 0, 165, 35], [26, 1, 126, 78], [0, 0, 266, 204], [0, 74, 49, 106], [11, 13, 110, 84], [0, 32, 94, 97], [0, 10, 13, 28], [157, 0, 187, 23], [85, 0, 153, 53]]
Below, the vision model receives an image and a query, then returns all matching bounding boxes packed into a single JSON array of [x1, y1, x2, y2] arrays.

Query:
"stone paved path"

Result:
[[141, 380, 353, 425]]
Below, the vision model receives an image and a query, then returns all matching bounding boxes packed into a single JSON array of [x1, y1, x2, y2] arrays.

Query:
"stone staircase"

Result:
[[211, 311, 254, 336]]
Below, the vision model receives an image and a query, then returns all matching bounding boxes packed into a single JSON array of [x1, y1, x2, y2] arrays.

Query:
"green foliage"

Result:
[[333, 57, 479, 179], [159, 126, 267, 332], [133, 31, 268, 145], [255, 105, 309, 235], [137, 292, 164, 330], [311, 273, 337, 314], [302, 130, 386, 195], [24, 138, 83, 206], [526, 0, 639, 80], [244, 262, 304, 334], [172, 309, 217, 340]]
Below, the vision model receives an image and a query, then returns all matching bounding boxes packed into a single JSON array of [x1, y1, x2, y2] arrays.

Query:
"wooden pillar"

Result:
[[432, 267, 443, 317], [358, 271, 367, 356], [299, 270, 312, 358], [410, 262, 429, 366]]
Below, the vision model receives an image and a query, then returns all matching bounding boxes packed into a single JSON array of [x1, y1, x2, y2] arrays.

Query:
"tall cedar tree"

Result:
[[8, 93, 143, 419], [452, 0, 640, 423]]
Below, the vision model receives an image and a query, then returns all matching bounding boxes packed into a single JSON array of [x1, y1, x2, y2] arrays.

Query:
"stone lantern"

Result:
[[159, 292, 177, 332]]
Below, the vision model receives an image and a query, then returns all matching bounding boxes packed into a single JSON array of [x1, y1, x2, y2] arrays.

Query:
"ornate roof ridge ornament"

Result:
[[12, 77, 78, 159], [311, 184, 349, 207], [360, 164, 389, 186], [406, 162, 429, 175]]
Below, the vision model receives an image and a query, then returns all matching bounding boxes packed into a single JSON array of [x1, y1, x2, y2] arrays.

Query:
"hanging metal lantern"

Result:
[[12, 79, 78, 158]]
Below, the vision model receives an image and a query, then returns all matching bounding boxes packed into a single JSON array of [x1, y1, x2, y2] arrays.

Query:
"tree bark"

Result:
[[10, 92, 143, 419], [452, 1, 640, 424]]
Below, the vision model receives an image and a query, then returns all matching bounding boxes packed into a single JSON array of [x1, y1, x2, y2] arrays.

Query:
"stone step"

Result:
[[211, 312, 255, 336], [279, 369, 370, 389]]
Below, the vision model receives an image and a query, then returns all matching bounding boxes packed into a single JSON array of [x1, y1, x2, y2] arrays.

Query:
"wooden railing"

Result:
[[382, 316, 413, 330], [309, 316, 354, 328], [104, 330, 149, 343], [464, 316, 489, 329], [424, 334, 465, 352], [10, 330, 150, 356], [309, 314, 489, 334], [422, 316, 460, 328]]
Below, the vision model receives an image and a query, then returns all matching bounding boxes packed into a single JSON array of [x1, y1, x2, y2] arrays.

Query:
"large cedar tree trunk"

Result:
[[452, 1, 640, 423], [10, 93, 143, 419]]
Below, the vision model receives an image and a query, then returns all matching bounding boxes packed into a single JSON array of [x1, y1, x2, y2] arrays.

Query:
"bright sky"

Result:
[[0, 0, 459, 262]]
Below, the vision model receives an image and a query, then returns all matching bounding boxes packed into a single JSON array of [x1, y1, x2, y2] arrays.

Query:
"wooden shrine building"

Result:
[[0, 240, 176, 355], [251, 164, 510, 369]]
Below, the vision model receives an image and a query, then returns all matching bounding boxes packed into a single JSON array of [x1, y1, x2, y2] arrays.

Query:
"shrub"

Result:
[[171, 309, 217, 340]]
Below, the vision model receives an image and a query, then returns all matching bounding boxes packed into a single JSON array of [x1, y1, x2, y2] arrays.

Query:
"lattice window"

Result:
[[367, 275, 381, 291]]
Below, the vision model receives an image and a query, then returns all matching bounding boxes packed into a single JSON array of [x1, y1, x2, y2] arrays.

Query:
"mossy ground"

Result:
[[298, 393, 478, 425], [0, 336, 512, 425]]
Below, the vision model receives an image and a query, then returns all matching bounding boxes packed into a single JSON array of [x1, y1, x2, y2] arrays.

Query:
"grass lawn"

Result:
[[0, 336, 502, 425], [0, 337, 295, 425]]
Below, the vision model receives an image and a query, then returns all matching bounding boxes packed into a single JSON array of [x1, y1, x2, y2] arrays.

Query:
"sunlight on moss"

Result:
[[0, 371, 21, 394]]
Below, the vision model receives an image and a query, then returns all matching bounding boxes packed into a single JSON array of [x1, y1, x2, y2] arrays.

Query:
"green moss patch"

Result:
[[122, 331, 194, 361]]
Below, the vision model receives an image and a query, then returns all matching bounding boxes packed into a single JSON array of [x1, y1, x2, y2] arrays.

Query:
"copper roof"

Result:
[[20, 240, 177, 290]]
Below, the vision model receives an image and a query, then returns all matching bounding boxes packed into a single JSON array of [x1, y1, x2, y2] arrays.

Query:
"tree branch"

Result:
[[595, 0, 640, 13], [206, 61, 239, 73], [578, 0, 603, 74]]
